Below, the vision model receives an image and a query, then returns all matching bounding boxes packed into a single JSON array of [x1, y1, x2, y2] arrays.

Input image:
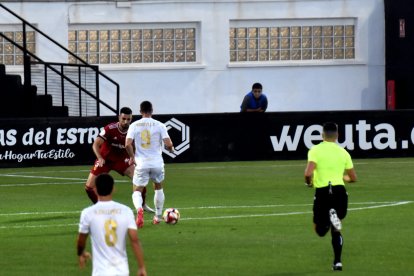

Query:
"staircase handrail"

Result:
[[0, 31, 117, 115], [0, 3, 120, 115]]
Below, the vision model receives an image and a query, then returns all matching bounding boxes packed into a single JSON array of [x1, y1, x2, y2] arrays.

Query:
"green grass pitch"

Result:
[[0, 158, 413, 275]]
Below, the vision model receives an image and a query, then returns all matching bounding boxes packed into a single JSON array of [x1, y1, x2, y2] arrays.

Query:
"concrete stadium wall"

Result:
[[0, 0, 385, 115]]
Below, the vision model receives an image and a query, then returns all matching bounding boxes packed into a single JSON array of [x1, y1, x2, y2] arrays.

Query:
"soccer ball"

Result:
[[162, 208, 180, 225]]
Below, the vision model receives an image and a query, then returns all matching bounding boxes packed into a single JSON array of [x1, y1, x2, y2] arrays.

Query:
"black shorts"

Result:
[[313, 185, 348, 227]]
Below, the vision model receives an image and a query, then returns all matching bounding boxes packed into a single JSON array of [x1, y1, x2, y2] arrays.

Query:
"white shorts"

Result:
[[132, 167, 165, 187]]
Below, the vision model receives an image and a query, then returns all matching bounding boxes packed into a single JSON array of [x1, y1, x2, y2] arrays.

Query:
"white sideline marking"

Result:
[[181, 211, 311, 221], [0, 176, 130, 187], [0, 169, 90, 175], [1, 160, 414, 186], [0, 201, 404, 216], [0, 211, 80, 216], [177, 201, 406, 210], [181, 201, 413, 221], [0, 174, 85, 181], [0, 223, 79, 229], [0, 201, 411, 230], [348, 201, 412, 211], [171, 160, 414, 170], [0, 182, 86, 187]]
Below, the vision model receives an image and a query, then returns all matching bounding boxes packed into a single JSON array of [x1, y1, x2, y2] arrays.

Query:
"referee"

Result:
[[304, 122, 357, 271]]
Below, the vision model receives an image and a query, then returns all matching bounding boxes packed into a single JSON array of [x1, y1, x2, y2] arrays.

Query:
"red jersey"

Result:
[[99, 122, 129, 161], [90, 122, 131, 176]]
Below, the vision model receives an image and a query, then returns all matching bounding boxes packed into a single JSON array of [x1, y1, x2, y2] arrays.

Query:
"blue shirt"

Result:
[[240, 91, 268, 112]]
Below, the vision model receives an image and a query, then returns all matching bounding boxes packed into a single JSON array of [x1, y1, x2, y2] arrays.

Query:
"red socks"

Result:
[[85, 185, 98, 204]]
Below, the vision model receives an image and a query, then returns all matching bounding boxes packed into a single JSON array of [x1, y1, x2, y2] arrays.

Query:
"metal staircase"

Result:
[[0, 3, 120, 117]]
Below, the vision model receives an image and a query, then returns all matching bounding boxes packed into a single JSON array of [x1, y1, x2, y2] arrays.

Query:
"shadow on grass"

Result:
[[5, 215, 74, 224]]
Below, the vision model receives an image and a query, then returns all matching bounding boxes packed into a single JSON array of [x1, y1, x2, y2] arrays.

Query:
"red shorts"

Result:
[[90, 156, 131, 176]]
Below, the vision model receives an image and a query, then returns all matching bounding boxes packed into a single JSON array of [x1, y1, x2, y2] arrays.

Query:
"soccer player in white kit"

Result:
[[77, 173, 147, 276], [125, 101, 174, 228]]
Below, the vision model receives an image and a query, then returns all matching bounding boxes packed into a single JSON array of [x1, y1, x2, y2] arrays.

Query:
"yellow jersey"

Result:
[[307, 141, 353, 188]]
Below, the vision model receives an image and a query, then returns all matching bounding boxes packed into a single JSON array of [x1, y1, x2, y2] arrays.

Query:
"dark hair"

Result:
[[140, 101, 153, 114], [120, 107, 132, 115], [95, 173, 114, 196], [252, 83, 263, 90], [323, 122, 338, 137]]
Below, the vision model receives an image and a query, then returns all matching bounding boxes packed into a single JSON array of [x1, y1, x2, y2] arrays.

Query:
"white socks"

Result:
[[132, 191, 143, 210], [133, 189, 164, 217], [154, 189, 165, 217]]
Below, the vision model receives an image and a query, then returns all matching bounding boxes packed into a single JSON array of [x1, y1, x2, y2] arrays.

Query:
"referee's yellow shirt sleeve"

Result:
[[344, 150, 353, 170]]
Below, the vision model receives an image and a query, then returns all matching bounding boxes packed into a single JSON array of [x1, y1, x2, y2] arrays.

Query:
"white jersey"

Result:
[[78, 201, 137, 276], [127, 117, 170, 169]]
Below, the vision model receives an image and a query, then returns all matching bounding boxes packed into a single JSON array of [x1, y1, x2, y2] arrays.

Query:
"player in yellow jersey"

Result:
[[304, 122, 357, 271]]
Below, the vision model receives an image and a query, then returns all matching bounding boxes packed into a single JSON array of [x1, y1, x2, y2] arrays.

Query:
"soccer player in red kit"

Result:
[[84, 107, 154, 213]]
